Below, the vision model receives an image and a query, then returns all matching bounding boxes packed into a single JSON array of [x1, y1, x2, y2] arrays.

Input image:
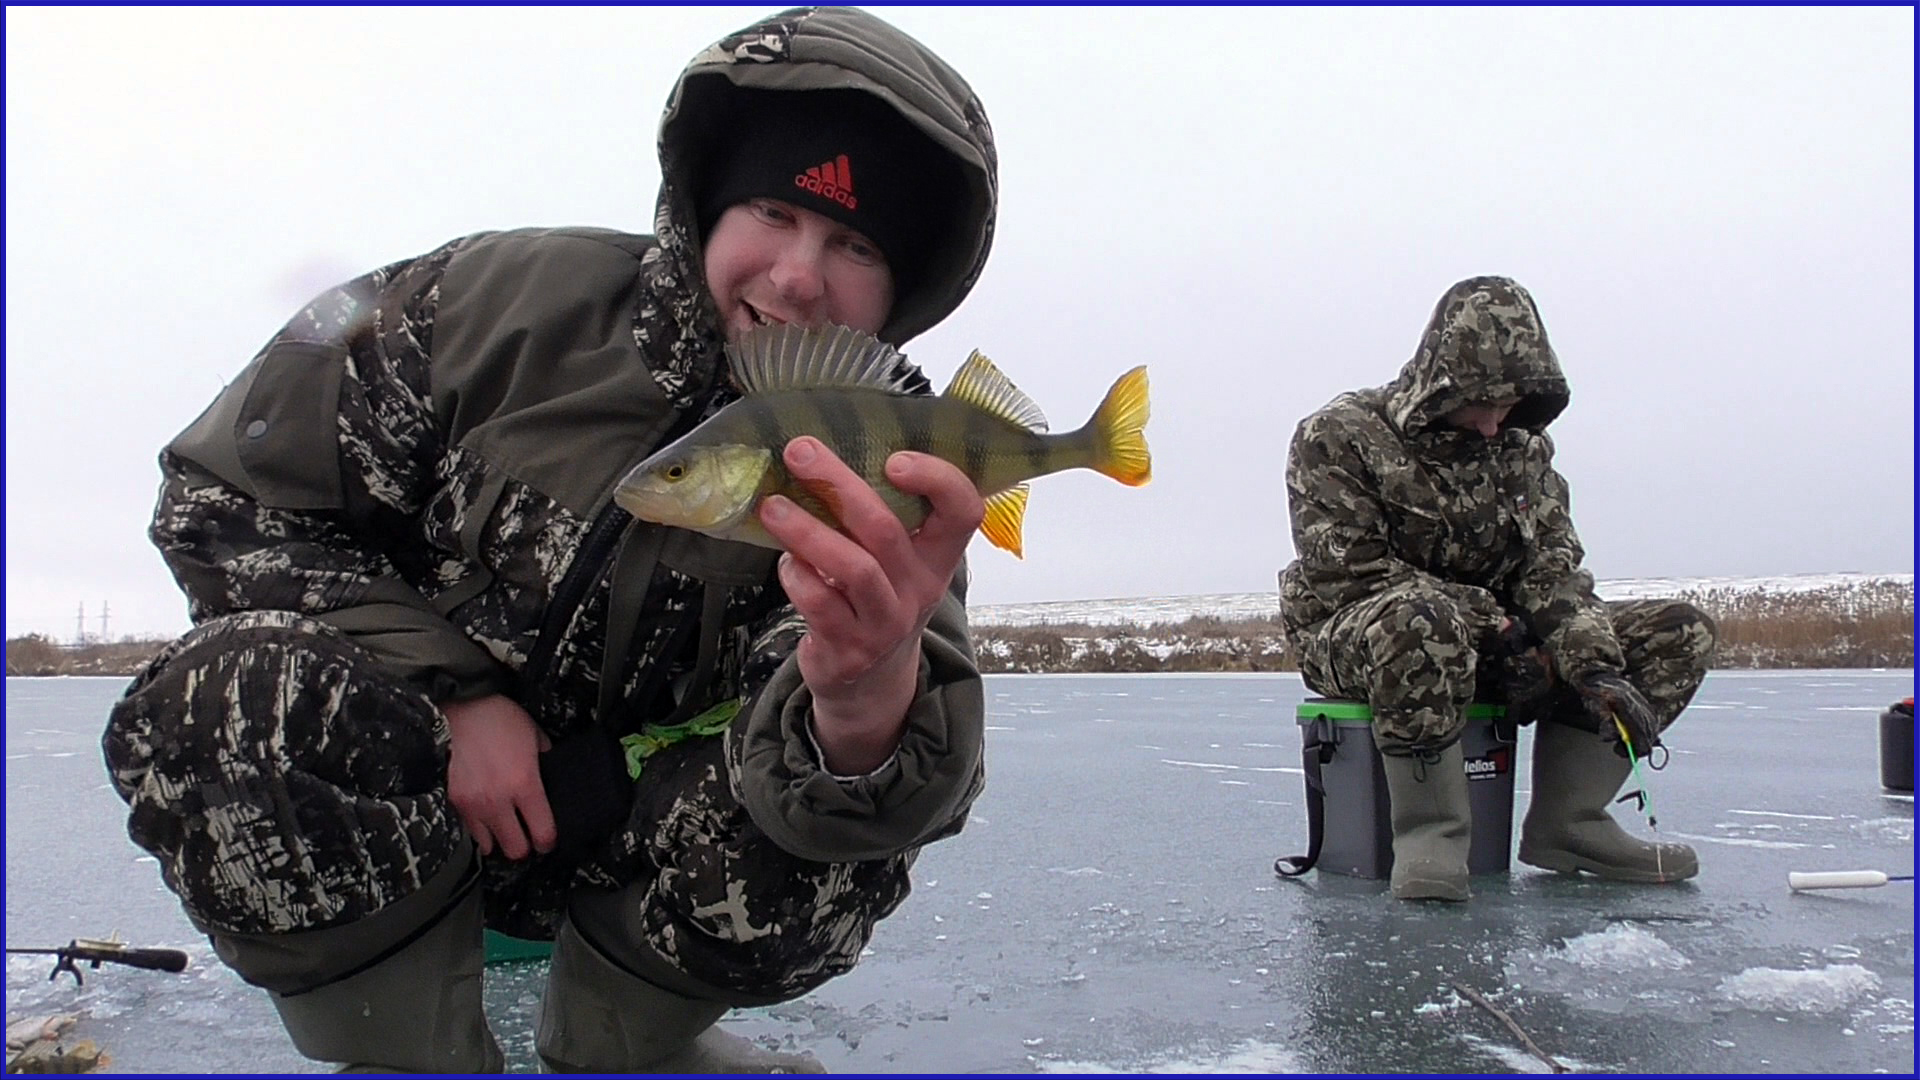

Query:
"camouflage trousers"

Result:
[[100, 610, 912, 1004], [1294, 584, 1717, 751]]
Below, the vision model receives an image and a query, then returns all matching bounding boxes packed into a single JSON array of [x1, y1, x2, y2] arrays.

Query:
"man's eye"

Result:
[[752, 200, 794, 224], [839, 236, 883, 265]]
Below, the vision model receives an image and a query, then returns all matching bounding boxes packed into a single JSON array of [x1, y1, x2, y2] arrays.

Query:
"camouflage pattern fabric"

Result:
[[102, 610, 910, 1000], [1290, 580, 1480, 752], [589, 733, 913, 999], [1297, 590, 1717, 750], [103, 611, 459, 935]]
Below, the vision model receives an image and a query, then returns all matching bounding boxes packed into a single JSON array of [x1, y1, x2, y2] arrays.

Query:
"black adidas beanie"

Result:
[[698, 89, 961, 296]]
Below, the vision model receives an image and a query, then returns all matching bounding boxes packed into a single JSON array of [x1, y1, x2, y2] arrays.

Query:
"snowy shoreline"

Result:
[[969, 571, 1914, 628]]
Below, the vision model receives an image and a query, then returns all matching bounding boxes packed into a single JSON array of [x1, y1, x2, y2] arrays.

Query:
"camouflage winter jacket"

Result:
[[1278, 277, 1626, 685], [146, 8, 999, 880]]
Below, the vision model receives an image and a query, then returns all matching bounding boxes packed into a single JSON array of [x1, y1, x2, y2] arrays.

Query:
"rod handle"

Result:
[[1788, 870, 1889, 891], [110, 947, 190, 973]]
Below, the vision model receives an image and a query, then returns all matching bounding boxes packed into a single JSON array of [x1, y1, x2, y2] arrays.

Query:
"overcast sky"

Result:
[[5, 6, 1913, 641]]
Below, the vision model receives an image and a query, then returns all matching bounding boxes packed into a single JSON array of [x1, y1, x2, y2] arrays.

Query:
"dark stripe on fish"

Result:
[[899, 401, 934, 457], [1025, 433, 1052, 475], [751, 400, 787, 455], [961, 408, 994, 483], [820, 395, 868, 472]]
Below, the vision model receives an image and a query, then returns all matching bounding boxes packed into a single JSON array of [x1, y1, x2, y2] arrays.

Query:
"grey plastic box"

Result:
[[1296, 698, 1517, 879]]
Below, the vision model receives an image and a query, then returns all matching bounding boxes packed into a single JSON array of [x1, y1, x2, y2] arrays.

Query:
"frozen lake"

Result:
[[7, 670, 1914, 1074]]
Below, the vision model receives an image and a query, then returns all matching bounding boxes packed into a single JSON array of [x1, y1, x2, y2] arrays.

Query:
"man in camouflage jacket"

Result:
[[101, 7, 999, 1072], [1279, 277, 1717, 902]]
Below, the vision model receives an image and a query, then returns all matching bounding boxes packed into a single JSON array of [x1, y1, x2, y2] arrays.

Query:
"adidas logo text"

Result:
[[795, 154, 858, 210]]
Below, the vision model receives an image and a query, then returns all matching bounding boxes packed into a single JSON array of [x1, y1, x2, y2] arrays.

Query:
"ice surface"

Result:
[[1034, 1038, 1305, 1073]]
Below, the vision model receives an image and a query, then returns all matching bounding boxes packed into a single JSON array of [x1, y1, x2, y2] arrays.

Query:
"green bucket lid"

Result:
[[1296, 697, 1505, 723], [485, 929, 553, 965]]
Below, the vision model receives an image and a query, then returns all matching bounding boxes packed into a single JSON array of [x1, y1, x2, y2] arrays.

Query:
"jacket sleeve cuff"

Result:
[[804, 715, 903, 783], [727, 597, 985, 864]]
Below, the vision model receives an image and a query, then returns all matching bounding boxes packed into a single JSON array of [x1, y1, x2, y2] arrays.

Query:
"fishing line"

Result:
[[1612, 712, 1662, 879], [1612, 714, 1657, 827]]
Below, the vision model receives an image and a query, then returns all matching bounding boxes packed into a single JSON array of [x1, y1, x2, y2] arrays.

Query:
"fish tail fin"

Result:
[[1086, 366, 1152, 486], [980, 484, 1030, 559]]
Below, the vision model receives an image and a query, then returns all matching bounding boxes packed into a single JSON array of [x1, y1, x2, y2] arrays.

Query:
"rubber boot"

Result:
[[1519, 721, 1698, 882], [1380, 743, 1473, 902], [535, 917, 826, 1074], [212, 849, 503, 1073]]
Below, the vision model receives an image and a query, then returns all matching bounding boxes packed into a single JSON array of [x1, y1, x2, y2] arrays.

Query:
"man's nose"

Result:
[[769, 243, 827, 306]]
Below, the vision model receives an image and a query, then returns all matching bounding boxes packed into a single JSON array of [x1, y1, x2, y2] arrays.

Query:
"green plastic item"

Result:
[[485, 929, 553, 965], [1296, 697, 1506, 724], [621, 698, 742, 779]]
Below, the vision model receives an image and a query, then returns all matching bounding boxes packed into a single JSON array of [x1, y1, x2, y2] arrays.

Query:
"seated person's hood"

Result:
[[1385, 276, 1571, 438]]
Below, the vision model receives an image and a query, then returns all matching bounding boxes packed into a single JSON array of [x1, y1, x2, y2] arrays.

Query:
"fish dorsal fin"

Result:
[[979, 484, 1030, 558], [943, 350, 1049, 433], [727, 323, 916, 395]]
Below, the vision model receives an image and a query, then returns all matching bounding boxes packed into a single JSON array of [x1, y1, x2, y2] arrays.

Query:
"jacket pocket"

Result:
[[1385, 501, 1451, 567], [234, 342, 347, 510], [169, 342, 347, 510]]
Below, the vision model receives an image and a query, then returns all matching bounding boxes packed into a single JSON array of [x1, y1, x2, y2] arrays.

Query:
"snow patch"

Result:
[[1538, 923, 1692, 973], [1716, 965, 1882, 1013]]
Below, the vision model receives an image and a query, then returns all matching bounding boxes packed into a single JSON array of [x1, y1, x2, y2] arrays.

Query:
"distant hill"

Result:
[[968, 573, 1913, 673], [967, 572, 1915, 628]]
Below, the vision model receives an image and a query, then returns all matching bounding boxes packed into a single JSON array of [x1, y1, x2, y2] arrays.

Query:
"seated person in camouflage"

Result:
[[101, 7, 998, 1072], [1278, 276, 1718, 903]]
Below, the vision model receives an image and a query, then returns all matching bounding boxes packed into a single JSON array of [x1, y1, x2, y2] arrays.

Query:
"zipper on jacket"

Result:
[[520, 502, 632, 699]]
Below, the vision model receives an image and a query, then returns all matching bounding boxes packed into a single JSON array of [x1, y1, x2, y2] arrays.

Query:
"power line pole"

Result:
[[76, 601, 86, 646], [100, 601, 111, 643]]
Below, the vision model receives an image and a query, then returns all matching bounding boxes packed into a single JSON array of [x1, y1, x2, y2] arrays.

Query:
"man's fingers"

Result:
[[779, 549, 849, 608], [492, 812, 532, 861], [784, 437, 922, 574], [522, 803, 560, 853], [519, 793, 559, 856], [885, 452, 983, 565], [466, 817, 496, 858], [767, 503, 866, 620]]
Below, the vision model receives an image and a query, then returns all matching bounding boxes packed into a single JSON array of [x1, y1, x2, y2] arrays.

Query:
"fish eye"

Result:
[[663, 462, 686, 481]]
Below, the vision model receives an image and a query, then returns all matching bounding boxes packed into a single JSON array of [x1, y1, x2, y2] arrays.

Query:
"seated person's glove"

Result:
[[1477, 616, 1554, 725], [1577, 671, 1661, 759]]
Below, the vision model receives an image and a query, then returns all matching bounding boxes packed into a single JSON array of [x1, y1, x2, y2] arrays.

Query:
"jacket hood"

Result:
[[1385, 276, 1570, 437], [656, 6, 999, 346]]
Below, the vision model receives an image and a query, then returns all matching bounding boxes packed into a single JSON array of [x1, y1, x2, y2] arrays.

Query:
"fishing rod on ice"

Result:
[[5, 938, 190, 986]]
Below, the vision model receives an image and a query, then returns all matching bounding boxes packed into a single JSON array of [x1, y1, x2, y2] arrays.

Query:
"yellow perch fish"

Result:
[[614, 323, 1150, 557]]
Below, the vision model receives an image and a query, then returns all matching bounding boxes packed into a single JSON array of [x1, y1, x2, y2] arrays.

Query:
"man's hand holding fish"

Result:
[[760, 435, 985, 776]]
